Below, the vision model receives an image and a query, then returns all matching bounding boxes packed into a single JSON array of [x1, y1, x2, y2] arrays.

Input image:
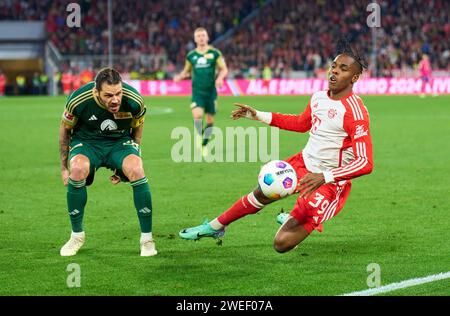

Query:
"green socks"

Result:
[[67, 177, 153, 234], [131, 177, 153, 233], [67, 178, 87, 233]]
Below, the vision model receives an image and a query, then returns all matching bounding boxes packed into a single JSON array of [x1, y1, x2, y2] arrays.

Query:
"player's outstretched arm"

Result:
[[231, 103, 257, 120], [231, 103, 272, 124]]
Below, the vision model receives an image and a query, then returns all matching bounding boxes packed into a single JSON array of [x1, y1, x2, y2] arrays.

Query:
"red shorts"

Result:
[[284, 152, 352, 233]]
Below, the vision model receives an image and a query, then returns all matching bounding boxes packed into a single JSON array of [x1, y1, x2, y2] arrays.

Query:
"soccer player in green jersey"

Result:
[[174, 27, 228, 153], [59, 68, 156, 257]]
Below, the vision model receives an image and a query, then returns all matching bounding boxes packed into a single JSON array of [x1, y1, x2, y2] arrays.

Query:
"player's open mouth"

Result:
[[109, 105, 120, 112], [329, 75, 337, 85]]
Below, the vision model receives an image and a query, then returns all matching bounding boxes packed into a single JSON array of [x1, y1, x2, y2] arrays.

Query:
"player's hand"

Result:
[[231, 103, 257, 120], [61, 168, 69, 186], [173, 74, 182, 82], [215, 78, 224, 89], [298, 173, 325, 199], [109, 174, 121, 185]]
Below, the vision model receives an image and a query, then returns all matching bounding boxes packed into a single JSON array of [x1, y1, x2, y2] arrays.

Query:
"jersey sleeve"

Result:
[[269, 100, 312, 133], [328, 99, 373, 182], [61, 91, 81, 128], [215, 50, 226, 69], [184, 59, 192, 73], [122, 85, 146, 128]]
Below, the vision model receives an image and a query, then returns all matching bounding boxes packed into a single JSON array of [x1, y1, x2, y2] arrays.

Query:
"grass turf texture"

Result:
[[0, 95, 449, 296]]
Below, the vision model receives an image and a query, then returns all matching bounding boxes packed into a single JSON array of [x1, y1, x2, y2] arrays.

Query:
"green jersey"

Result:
[[185, 46, 225, 94], [61, 82, 146, 142]]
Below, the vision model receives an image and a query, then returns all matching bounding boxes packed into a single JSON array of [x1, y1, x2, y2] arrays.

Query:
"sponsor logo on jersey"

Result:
[[113, 112, 132, 119], [205, 53, 214, 59], [89, 115, 98, 121], [195, 57, 211, 68], [100, 119, 118, 131], [197, 57, 207, 65], [313, 216, 319, 223], [328, 108, 337, 119], [354, 124, 369, 139]]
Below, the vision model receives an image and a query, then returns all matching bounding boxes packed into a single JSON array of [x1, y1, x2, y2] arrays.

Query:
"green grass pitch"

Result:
[[0, 94, 449, 296]]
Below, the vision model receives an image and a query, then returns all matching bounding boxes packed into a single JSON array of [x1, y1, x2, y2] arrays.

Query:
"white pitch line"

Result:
[[340, 271, 450, 296]]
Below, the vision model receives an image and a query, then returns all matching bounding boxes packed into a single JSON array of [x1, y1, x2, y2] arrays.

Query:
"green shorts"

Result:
[[191, 90, 217, 114], [68, 138, 141, 183]]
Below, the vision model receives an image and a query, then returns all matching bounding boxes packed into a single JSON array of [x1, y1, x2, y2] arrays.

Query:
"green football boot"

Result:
[[179, 220, 225, 240], [276, 212, 289, 225]]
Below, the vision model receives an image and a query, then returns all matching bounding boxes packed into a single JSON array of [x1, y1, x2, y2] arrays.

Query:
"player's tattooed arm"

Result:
[[59, 122, 71, 186], [131, 124, 144, 145]]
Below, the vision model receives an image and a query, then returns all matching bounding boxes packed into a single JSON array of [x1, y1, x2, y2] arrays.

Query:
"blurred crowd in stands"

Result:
[[220, 0, 449, 79], [0, 0, 448, 93]]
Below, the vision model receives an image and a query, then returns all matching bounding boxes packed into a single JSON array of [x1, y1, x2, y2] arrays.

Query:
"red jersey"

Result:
[[269, 90, 373, 183]]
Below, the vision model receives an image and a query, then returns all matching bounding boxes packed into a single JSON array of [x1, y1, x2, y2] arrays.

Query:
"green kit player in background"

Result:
[[59, 68, 157, 257], [174, 27, 228, 154]]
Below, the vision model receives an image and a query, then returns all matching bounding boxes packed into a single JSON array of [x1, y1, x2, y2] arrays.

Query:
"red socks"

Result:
[[218, 192, 265, 226]]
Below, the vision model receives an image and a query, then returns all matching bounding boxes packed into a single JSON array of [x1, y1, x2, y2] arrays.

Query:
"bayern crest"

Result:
[[328, 108, 337, 119]]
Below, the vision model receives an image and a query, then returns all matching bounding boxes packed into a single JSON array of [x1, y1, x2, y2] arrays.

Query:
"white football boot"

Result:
[[60, 232, 85, 256], [140, 240, 157, 257]]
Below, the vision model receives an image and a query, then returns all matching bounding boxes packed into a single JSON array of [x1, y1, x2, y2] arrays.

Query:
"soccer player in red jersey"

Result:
[[180, 40, 373, 253]]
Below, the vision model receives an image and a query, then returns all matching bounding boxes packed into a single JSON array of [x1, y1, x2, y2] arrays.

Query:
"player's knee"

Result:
[[122, 155, 145, 182], [69, 158, 90, 181], [125, 167, 145, 182], [273, 235, 297, 253]]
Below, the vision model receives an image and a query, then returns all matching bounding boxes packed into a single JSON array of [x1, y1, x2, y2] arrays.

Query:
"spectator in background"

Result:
[[0, 70, 6, 96], [40, 73, 49, 95], [54, 71, 62, 95], [16, 74, 26, 95], [32, 73, 40, 95], [262, 63, 272, 90], [80, 68, 94, 85], [61, 71, 72, 95]]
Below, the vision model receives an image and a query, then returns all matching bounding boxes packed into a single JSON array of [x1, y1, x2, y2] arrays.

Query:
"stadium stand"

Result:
[[0, 0, 448, 94]]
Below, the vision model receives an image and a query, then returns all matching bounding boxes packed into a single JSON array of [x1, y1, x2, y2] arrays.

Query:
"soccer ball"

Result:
[[258, 160, 298, 199]]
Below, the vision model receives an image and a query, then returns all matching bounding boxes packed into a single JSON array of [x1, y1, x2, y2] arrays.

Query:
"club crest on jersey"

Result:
[[328, 108, 337, 119], [100, 119, 118, 131], [354, 124, 369, 139]]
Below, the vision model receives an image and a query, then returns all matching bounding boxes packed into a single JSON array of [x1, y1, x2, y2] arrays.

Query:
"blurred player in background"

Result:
[[59, 68, 157, 257], [180, 40, 374, 253], [174, 27, 228, 155], [418, 54, 434, 98]]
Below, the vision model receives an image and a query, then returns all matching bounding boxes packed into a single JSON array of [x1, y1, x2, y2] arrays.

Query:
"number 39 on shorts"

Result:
[[308, 193, 330, 215]]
